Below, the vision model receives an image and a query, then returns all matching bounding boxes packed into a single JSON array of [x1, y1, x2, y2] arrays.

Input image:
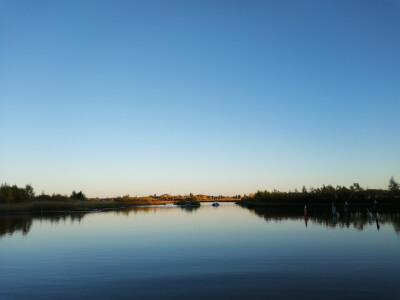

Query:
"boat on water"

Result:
[[212, 202, 220, 207]]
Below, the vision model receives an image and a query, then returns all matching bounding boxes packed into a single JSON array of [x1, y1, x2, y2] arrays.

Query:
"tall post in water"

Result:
[[304, 205, 308, 227]]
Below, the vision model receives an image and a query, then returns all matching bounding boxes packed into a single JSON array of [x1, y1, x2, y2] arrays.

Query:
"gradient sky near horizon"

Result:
[[1, 0, 399, 197]]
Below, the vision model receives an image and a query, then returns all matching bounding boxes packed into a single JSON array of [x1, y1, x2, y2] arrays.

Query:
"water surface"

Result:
[[1, 203, 399, 299]]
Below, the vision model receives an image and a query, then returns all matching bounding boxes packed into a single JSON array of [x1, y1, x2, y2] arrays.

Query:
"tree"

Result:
[[70, 190, 86, 200], [76, 191, 86, 200], [351, 183, 363, 192], [25, 184, 35, 199], [388, 176, 400, 192]]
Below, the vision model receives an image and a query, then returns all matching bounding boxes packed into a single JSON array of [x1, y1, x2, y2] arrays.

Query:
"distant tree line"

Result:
[[105, 193, 241, 202], [0, 184, 87, 204], [147, 194, 241, 201], [240, 177, 400, 206]]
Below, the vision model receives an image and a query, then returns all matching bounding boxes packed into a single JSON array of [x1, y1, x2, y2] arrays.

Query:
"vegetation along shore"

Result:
[[1, 177, 399, 213], [0, 184, 236, 213], [238, 177, 400, 213]]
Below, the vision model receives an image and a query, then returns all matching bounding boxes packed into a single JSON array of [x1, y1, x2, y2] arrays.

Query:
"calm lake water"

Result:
[[1, 203, 399, 299]]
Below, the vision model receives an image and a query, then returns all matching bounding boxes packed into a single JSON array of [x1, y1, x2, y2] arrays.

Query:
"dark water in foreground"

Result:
[[1, 203, 399, 299]]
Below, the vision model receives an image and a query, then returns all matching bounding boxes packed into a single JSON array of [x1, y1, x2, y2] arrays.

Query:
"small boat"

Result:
[[212, 202, 220, 207]]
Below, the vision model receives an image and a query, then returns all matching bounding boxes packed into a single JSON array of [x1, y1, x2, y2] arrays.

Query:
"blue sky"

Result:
[[1, 0, 399, 197]]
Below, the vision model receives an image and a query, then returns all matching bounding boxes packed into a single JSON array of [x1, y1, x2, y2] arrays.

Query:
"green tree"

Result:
[[388, 176, 400, 192], [351, 183, 363, 192], [70, 190, 86, 200], [25, 184, 35, 199]]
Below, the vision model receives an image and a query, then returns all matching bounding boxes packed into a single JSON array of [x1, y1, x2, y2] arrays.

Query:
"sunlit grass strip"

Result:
[[0, 199, 173, 213]]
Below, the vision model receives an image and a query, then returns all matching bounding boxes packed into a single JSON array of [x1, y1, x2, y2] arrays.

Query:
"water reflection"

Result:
[[0, 214, 32, 236], [250, 208, 400, 234], [376, 219, 380, 230], [1, 206, 400, 238], [178, 205, 200, 213], [110, 205, 201, 216], [2, 204, 399, 300], [0, 213, 85, 237], [0, 205, 200, 237]]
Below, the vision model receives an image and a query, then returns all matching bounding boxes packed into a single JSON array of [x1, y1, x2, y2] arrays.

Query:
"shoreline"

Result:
[[236, 201, 400, 212], [0, 201, 154, 214], [0, 199, 237, 214], [2, 200, 399, 214]]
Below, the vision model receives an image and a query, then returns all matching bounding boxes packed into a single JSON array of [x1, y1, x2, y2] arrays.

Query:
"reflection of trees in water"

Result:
[[112, 206, 173, 216], [1, 206, 199, 236], [3, 207, 398, 238], [250, 208, 400, 234], [0, 213, 86, 238], [0, 215, 32, 236], [178, 205, 200, 214], [111, 205, 200, 216]]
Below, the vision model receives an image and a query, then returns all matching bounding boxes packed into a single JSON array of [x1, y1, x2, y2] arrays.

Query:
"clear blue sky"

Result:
[[1, 0, 399, 197]]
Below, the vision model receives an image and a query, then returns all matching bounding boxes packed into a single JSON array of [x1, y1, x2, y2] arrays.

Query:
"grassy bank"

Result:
[[0, 198, 177, 213], [0, 183, 181, 213], [0, 200, 126, 213]]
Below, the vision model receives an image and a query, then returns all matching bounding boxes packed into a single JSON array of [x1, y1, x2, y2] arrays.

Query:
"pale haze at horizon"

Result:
[[0, 1, 399, 197]]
